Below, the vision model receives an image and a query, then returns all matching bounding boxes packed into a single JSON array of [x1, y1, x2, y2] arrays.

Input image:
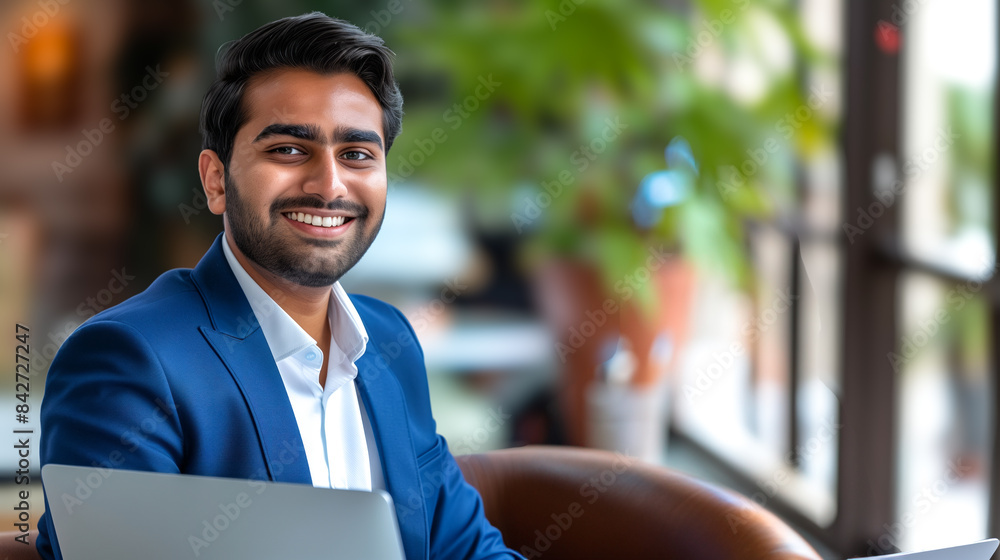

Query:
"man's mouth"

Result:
[[283, 212, 353, 228]]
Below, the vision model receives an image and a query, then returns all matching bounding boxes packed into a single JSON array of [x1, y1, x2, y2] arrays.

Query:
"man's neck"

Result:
[[224, 232, 332, 346]]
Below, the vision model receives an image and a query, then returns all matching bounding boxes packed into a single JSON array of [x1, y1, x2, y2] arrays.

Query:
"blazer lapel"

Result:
[[355, 350, 427, 560], [191, 234, 312, 484]]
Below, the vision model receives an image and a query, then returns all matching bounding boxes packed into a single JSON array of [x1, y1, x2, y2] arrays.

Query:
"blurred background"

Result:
[[0, 0, 996, 557]]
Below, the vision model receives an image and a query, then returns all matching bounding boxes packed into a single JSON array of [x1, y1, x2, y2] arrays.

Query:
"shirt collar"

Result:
[[221, 236, 369, 364]]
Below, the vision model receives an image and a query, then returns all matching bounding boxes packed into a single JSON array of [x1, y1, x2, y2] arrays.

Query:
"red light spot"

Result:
[[876, 20, 901, 54]]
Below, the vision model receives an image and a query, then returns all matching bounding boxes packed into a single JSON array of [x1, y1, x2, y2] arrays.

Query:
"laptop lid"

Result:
[[41, 464, 407, 560], [848, 539, 998, 560]]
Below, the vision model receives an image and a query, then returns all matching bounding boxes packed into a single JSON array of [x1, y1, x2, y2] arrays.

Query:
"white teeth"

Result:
[[284, 212, 349, 228]]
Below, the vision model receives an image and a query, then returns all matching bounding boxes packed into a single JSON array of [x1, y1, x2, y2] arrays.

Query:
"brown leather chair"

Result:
[[0, 531, 38, 560], [456, 445, 823, 560], [2, 446, 821, 560]]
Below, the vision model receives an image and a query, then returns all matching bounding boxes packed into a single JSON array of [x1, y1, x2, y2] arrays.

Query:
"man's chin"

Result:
[[271, 250, 364, 287], [284, 273, 344, 288], [300, 236, 347, 247], [235, 222, 378, 288]]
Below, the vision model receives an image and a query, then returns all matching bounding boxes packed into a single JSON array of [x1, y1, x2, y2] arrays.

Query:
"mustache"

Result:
[[270, 197, 368, 218]]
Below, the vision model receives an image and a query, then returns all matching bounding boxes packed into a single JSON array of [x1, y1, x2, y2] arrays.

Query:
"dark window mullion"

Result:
[[987, 0, 1000, 540], [836, 0, 902, 555], [788, 234, 802, 469]]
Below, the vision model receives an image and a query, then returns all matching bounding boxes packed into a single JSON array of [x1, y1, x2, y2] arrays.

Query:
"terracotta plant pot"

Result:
[[533, 256, 695, 451]]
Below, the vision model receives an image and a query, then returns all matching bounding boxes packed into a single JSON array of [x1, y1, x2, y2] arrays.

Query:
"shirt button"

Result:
[[305, 351, 317, 361]]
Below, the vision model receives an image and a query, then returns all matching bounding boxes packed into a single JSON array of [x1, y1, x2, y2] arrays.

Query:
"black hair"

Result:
[[199, 12, 403, 167]]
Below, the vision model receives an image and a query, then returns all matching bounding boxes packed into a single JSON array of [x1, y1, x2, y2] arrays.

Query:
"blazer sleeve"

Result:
[[419, 436, 526, 560], [36, 320, 184, 560], [381, 304, 525, 560]]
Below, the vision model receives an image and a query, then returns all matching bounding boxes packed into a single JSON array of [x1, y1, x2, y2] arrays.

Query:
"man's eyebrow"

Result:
[[333, 127, 383, 152], [252, 124, 322, 143]]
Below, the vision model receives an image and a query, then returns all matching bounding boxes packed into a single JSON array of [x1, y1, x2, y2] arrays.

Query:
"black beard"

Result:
[[224, 174, 383, 287]]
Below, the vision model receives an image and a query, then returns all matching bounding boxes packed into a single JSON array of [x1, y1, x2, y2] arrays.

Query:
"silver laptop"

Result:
[[42, 464, 407, 560], [849, 539, 998, 559]]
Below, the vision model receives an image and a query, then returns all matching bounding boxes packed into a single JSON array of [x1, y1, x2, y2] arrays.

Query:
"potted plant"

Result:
[[387, 0, 832, 455]]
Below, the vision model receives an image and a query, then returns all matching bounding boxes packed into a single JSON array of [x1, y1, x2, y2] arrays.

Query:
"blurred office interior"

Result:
[[0, 0, 996, 557]]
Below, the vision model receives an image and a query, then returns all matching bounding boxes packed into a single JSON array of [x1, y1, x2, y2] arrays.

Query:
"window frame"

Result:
[[672, 0, 1000, 557]]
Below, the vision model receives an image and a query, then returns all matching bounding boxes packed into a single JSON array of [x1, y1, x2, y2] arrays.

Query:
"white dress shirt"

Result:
[[222, 238, 384, 491]]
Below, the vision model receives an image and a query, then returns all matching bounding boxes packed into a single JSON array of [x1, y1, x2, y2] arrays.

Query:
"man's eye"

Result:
[[272, 146, 304, 155], [342, 151, 371, 160]]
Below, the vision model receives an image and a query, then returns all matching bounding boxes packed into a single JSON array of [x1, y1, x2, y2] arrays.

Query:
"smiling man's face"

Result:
[[217, 69, 387, 288]]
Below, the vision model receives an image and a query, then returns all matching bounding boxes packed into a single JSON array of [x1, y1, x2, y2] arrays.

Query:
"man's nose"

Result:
[[303, 150, 348, 199]]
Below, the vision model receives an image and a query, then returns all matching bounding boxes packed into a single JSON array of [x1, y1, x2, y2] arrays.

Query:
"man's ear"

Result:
[[199, 149, 227, 215]]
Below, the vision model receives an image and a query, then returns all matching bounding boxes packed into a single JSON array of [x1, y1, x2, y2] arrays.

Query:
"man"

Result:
[[37, 13, 522, 560]]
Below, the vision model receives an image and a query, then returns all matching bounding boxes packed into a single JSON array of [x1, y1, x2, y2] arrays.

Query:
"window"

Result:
[[673, 0, 998, 556]]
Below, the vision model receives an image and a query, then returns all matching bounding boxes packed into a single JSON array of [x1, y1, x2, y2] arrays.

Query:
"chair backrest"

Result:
[[0, 532, 40, 560], [455, 445, 822, 560]]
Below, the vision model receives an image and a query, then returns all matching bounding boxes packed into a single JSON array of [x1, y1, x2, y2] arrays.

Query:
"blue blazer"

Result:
[[37, 234, 520, 560]]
